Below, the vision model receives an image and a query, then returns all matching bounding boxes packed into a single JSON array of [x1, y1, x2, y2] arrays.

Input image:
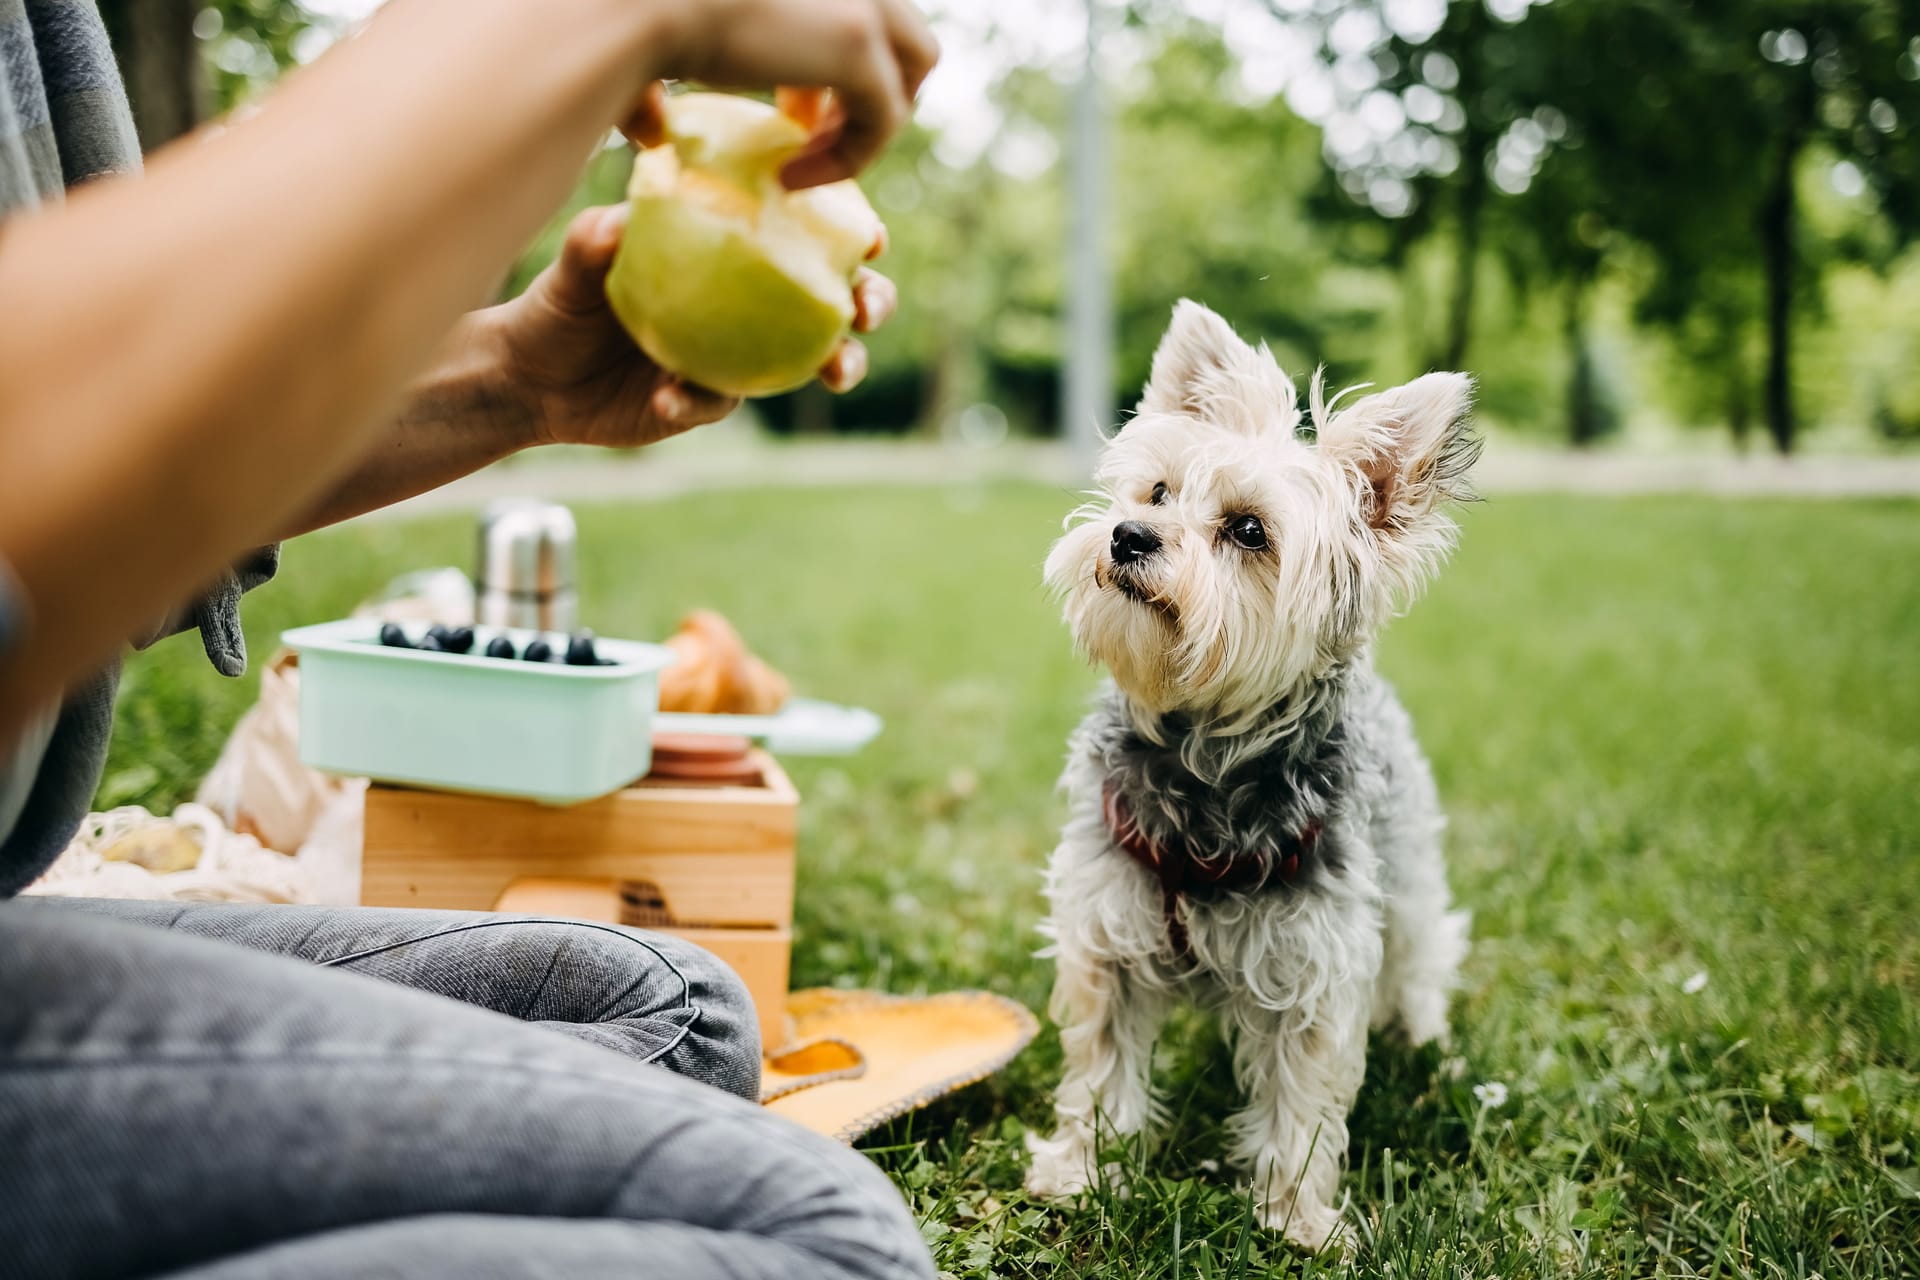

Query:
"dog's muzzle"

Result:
[[1110, 521, 1161, 565]]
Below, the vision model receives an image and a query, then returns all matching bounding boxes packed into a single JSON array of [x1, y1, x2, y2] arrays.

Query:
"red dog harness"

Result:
[[1101, 781, 1321, 959]]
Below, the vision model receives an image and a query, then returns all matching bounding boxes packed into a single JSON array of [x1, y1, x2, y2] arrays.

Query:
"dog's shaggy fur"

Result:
[[1024, 300, 1478, 1253]]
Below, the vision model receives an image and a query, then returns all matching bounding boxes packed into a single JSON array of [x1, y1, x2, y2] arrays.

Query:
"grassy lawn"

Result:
[[108, 484, 1919, 1277]]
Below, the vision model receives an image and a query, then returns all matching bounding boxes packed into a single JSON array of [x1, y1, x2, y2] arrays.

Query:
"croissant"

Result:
[[658, 610, 791, 716]]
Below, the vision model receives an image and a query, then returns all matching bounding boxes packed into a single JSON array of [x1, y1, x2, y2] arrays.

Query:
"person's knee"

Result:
[[513, 920, 761, 1098], [771, 1133, 932, 1280], [623, 929, 762, 1099], [601, 1106, 933, 1280]]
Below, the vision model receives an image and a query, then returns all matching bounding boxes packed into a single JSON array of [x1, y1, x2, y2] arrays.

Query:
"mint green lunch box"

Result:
[[282, 618, 675, 805]]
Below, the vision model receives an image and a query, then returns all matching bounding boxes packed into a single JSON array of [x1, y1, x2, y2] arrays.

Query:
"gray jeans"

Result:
[[0, 898, 933, 1280]]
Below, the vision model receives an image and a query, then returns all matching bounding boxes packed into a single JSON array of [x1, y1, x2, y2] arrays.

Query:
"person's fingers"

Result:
[[818, 338, 869, 393], [541, 205, 628, 313], [783, 105, 893, 187], [780, 24, 908, 188], [579, 204, 628, 268], [780, 1, 936, 189], [851, 268, 897, 333], [867, 221, 888, 261], [651, 378, 738, 430], [779, 96, 848, 186], [876, 0, 941, 99], [620, 81, 670, 149]]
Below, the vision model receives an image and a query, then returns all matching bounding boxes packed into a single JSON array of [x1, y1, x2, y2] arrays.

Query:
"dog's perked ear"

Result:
[[1139, 299, 1298, 431], [1318, 372, 1479, 533]]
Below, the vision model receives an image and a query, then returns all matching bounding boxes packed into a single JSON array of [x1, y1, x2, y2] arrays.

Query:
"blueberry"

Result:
[[426, 624, 455, 648], [523, 638, 554, 663], [565, 633, 599, 666], [379, 622, 412, 648], [416, 634, 446, 652], [484, 636, 516, 660], [447, 626, 476, 654]]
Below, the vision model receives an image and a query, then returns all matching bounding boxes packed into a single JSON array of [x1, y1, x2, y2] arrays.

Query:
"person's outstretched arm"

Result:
[[282, 201, 900, 537], [0, 0, 936, 741]]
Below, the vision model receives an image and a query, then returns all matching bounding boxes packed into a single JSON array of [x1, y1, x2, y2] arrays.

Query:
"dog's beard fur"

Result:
[[1044, 300, 1479, 739], [1026, 300, 1479, 1254]]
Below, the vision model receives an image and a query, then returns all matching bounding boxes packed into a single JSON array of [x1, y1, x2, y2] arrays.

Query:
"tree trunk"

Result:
[[1703, 310, 1752, 445], [1726, 359, 1751, 447], [1564, 280, 1601, 447], [1399, 248, 1428, 376], [98, 0, 204, 150], [791, 383, 835, 435], [922, 180, 988, 439], [1436, 4, 1491, 373], [1759, 129, 1799, 454], [1440, 139, 1485, 371], [924, 313, 987, 440]]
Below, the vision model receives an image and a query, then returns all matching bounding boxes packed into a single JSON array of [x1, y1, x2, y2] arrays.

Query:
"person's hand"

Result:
[[637, 0, 939, 188], [490, 203, 899, 449]]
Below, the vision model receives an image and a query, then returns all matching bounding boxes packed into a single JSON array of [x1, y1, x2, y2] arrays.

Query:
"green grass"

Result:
[[108, 486, 1920, 1277]]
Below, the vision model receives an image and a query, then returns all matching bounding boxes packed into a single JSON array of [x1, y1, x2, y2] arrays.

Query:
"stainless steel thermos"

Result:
[[475, 499, 578, 632]]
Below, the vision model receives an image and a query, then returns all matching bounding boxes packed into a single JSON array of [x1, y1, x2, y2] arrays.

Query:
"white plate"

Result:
[[652, 697, 883, 757]]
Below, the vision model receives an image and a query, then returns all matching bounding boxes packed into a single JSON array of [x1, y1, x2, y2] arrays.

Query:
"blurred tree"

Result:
[[91, 0, 1920, 449], [1323, 0, 1920, 452], [198, 0, 321, 112], [1542, 1, 1920, 452], [774, 28, 1367, 436], [1292, 0, 1497, 370], [1112, 30, 1353, 391], [1304, 0, 1614, 441], [760, 79, 1052, 437], [98, 0, 206, 148], [1710, 3, 1920, 453], [1485, 0, 1698, 446], [100, 1, 319, 144], [1299, 0, 1622, 440], [1411, 2, 1494, 374]]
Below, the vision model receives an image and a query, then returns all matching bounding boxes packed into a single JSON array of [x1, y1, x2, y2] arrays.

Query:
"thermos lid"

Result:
[[476, 499, 577, 602]]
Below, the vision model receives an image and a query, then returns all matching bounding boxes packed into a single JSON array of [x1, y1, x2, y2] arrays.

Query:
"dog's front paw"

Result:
[[1257, 1193, 1353, 1258], [1024, 1130, 1098, 1200]]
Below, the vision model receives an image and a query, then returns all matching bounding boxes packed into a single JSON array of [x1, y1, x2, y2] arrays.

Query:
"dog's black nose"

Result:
[[1111, 521, 1162, 565]]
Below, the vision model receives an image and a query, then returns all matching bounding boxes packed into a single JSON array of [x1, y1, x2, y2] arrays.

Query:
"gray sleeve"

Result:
[[133, 544, 282, 678]]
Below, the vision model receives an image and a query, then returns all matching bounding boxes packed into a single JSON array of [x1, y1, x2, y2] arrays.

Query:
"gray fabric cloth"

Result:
[[133, 543, 283, 677], [0, 666, 115, 897], [0, 897, 934, 1279], [0, 0, 140, 206], [0, 561, 53, 841], [0, 1, 279, 894], [0, 705, 55, 855]]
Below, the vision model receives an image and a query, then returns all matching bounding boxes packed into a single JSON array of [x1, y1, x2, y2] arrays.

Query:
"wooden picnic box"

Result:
[[360, 750, 797, 1045]]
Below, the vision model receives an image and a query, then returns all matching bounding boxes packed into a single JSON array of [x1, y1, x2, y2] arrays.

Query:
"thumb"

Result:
[[541, 204, 628, 313]]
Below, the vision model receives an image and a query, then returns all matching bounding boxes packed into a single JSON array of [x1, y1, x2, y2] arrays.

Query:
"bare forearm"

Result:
[[283, 312, 535, 536], [0, 0, 669, 734]]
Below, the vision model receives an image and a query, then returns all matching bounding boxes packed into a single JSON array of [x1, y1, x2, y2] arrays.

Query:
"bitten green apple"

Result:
[[605, 93, 883, 398]]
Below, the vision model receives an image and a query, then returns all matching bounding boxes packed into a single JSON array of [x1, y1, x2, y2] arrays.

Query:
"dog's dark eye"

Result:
[[1225, 514, 1268, 550], [1150, 482, 1169, 505]]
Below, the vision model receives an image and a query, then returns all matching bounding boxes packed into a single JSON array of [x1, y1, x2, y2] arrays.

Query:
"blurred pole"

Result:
[[1064, 0, 1115, 475]]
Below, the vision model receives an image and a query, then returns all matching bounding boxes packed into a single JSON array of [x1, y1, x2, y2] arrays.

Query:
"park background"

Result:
[[94, 2, 1920, 1276]]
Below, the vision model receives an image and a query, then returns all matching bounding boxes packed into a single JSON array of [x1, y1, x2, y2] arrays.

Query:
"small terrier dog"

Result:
[[1025, 301, 1478, 1252]]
